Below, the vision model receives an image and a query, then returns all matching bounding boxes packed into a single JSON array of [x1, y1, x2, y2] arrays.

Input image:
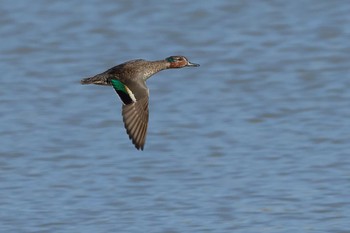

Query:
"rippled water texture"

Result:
[[1, 1, 350, 232]]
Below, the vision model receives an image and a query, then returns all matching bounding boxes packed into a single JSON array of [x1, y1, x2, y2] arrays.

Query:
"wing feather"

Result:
[[122, 97, 149, 150]]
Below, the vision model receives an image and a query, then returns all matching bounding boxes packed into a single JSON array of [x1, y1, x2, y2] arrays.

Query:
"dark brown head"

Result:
[[165, 56, 200, 69]]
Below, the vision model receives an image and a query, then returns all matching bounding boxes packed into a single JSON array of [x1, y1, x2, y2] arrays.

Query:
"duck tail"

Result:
[[80, 74, 109, 85]]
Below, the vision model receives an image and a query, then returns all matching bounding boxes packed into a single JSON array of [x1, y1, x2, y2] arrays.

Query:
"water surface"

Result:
[[1, 1, 350, 232]]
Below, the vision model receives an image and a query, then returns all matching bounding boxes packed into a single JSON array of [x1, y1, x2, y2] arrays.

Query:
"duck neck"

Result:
[[143, 60, 170, 81]]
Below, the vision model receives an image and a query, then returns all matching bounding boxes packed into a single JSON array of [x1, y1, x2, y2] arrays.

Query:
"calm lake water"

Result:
[[1, 1, 350, 232]]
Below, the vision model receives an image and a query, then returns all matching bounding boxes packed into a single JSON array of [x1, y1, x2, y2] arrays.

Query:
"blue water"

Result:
[[1, 1, 350, 232]]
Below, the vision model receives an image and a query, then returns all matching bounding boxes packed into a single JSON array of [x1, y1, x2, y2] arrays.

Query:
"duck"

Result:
[[81, 56, 200, 150]]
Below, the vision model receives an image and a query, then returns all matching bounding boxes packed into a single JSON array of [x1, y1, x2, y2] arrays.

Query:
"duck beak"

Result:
[[186, 61, 200, 67]]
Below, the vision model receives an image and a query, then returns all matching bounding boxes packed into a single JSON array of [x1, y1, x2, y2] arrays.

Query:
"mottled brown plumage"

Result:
[[81, 56, 199, 150]]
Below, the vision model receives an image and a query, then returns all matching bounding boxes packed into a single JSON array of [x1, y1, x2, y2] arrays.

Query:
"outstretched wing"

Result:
[[111, 79, 149, 150], [122, 97, 149, 150]]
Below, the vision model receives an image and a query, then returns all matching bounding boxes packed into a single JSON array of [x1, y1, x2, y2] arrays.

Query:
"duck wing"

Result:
[[122, 97, 149, 150], [111, 79, 149, 150]]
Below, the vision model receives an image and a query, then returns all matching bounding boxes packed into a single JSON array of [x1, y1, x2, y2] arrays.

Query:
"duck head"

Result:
[[166, 56, 200, 68]]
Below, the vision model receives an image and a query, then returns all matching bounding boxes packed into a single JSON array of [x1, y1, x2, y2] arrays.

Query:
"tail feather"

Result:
[[80, 74, 110, 85]]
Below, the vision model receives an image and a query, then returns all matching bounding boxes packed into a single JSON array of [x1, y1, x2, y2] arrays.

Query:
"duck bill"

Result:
[[186, 61, 200, 67]]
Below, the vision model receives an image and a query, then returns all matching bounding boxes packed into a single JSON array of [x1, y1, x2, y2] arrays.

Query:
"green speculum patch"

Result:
[[111, 79, 133, 105], [111, 79, 127, 93]]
